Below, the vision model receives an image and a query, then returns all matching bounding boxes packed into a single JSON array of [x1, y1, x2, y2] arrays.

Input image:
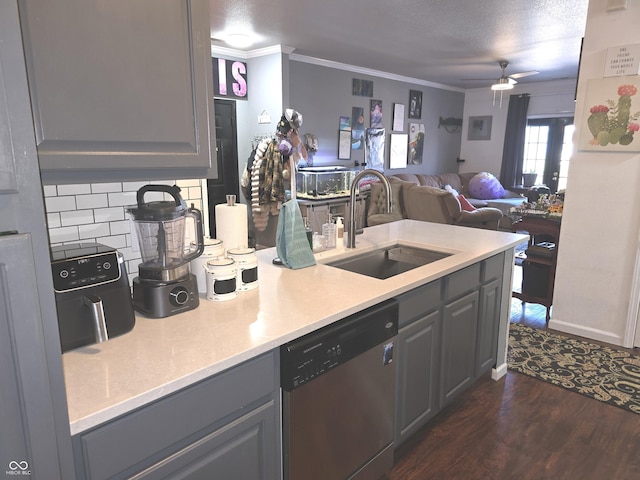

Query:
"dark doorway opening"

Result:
[[207, 99, 239, 238]]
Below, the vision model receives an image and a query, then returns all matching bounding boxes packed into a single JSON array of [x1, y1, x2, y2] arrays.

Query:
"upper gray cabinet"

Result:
[[18, 0, 216, 184]]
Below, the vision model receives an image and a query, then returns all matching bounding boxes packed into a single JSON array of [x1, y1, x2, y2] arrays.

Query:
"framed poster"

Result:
[[468, 116, 492, 140], [389, 134, 408, 169], [408, 90, 422, 119], [393, 103, 405, 131], [338, 130, 352, 159], [408, 123, 425, 164], [370, 99, 383, 128], [365, 128, 385, 172]]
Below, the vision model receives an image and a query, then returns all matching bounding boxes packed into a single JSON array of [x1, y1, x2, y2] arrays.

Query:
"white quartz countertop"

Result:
[[63, 220, 526, 435]]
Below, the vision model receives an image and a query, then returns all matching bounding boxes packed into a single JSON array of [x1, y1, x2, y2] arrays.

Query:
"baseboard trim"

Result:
[[547, 318, 623, 347], [492, 363, 508, 380]]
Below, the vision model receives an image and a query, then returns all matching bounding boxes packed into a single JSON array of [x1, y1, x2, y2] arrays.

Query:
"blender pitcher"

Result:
[[127, 185, 204, 283]]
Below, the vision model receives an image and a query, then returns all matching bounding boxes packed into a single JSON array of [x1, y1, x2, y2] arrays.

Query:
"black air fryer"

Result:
[[50, 243, 136, 353]]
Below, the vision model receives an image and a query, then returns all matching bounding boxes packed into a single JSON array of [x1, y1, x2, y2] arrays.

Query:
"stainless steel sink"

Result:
[[327, 245, 452, 279]]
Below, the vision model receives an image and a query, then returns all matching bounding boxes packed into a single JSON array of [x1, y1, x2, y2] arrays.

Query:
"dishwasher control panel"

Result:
[[280, 299, 398, 391]]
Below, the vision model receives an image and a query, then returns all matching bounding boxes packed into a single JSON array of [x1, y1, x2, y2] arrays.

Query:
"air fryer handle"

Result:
[[136, 184, 184, 208], [82, 294, 109, 344], [184, 206, 205, 263]]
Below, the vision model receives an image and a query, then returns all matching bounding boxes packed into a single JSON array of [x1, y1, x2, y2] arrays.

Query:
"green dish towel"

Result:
[[275, 199, 316, 269]]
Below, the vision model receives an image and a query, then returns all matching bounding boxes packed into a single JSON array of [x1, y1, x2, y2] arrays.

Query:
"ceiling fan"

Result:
[[491, 60, 539, 90]]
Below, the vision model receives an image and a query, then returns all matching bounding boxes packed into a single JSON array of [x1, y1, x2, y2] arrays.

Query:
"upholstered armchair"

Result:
[[367, 180, 503, 230]]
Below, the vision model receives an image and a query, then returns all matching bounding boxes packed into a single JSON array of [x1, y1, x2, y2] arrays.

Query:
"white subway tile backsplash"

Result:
[[47, 212, 61, 228], [76, 193, 108, 210], [57, 184, 92, 196], [43, 185, 57, 197], [61, 210, 95, 227], [45, 195, 77, 213], [108, 191, 137, 207], [109, 220, 131, 236], [96, 235, 127, 249], [78, 222, 110, 239], [177, 179, 201, 188], [94, 207, 125, 223], [49, 226, 80, 244], [44, 179, 205, 261], [91, 182, 122, 194]]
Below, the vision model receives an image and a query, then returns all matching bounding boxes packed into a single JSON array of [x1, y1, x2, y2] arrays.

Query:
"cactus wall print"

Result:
[[578, 76, 640, 151]]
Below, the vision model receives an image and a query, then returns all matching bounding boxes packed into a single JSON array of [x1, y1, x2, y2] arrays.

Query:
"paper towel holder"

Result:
[[226, 195, 236, 206]]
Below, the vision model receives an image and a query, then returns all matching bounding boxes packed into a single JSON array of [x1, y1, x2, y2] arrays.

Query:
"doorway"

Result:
[[523, 117, 574, 192], [207, 99, 239, 237]]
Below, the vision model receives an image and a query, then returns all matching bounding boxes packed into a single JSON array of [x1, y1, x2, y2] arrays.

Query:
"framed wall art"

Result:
[[352, 78, 373, 97], [390, 133, 408, 169], [370, 99, 383, 128], [365, 128, 385, 172], [338, 130, 352, 160], [577, 76, 640, 152], [408, 90, 422, 119], [467, 115, 492, 141]]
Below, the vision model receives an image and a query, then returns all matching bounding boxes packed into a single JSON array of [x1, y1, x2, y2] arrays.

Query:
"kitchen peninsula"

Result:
[[63, 219, 526, 479]]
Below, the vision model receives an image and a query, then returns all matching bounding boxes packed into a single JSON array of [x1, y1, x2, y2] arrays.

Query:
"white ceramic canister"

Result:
[[205, 257, 238, 301], [190, 238, 224, 294], [227, 247, 258, 292]]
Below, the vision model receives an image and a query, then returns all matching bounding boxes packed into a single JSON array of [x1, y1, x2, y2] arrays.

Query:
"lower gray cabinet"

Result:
[[394, 254, 506, 447], [476, 277, 502, 376], [394, 308, 440, 446], [72, 352, 280, 480], [440, 290, 479, 407]]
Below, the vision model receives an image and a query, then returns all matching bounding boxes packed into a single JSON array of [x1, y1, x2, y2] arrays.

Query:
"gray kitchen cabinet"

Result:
[[17, 0, 216, 184], [394, 281, 441, 446], [72, 352, 281, 480], [476, 253, 505, 377], [1, 2, 76, 478], [394, 255, 506, 447], [440, 290, 480, 407]]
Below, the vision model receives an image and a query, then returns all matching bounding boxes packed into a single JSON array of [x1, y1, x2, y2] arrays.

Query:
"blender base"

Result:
[[132, 274, 199, 318]]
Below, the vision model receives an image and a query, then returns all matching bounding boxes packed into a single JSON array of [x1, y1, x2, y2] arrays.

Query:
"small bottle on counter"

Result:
[[335, 217, 344, 244], [322, 213, 336, 249]]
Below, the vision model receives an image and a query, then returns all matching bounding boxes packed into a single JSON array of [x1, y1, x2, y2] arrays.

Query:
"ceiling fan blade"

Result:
[[509, 70, 539, 79]]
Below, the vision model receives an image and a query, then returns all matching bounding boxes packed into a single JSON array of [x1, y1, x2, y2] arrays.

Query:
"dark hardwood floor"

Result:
[[385, 264, 640, 480]]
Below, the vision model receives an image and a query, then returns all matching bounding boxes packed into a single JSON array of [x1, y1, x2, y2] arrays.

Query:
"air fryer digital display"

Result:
[[51, 251, 121, 292]]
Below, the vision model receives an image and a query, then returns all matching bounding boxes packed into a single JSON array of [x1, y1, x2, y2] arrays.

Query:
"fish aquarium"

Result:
[[296, 166, 359, 199]]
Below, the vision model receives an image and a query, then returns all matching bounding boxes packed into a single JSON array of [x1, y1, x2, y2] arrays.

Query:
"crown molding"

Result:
[[289, 53, 464, 93], [211, 43, 295, 59]]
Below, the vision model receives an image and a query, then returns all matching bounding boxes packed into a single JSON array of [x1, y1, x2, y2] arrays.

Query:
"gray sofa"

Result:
[[367, 172, 525, 231]]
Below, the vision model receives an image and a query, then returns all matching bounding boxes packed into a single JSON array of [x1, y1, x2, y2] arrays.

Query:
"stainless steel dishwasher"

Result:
[[281, 299, 398, 480]]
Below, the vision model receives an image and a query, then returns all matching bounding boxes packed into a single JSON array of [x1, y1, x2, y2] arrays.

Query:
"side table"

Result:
[[511, 215, 561, 321]]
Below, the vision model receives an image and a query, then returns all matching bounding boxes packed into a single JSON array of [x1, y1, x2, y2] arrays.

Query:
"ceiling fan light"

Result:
[[491, 77, 514, 91]]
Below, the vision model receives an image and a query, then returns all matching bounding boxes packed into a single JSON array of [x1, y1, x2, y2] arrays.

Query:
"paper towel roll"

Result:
[[215, 200, 248, 252]]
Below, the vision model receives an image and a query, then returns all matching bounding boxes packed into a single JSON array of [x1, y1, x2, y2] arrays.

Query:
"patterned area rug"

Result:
[[508, 323, 640, 414]]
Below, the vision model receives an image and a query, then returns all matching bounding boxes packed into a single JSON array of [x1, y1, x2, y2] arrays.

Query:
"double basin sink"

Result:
[[326, 244, 452, 280]]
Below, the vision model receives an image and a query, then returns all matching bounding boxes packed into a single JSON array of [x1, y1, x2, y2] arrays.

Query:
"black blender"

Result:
[[126, 185, 204, 318]]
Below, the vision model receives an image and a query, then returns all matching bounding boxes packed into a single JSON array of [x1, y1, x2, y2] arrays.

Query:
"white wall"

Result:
[[459, 79, 577, 179], [552, 0, 640, 346]]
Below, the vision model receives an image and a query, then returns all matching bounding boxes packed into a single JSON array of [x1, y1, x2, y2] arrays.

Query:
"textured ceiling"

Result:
[[209, 0, 589, 89]]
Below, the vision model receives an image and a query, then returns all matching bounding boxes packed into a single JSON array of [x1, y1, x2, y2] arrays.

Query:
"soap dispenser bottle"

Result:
[[322, 213, 336, 249], [335, 216, 344, 246]]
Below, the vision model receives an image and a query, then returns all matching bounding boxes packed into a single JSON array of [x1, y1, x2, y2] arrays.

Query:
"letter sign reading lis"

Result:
[[213, 58, 248, 99]]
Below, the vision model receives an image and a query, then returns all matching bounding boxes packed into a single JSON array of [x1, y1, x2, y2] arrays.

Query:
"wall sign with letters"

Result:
[[213, 58, 248, 99]]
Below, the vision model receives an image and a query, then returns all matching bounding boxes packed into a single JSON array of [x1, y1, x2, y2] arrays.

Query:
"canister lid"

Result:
[[227, 247, 255, 256], [207, 257, 234, 267]]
